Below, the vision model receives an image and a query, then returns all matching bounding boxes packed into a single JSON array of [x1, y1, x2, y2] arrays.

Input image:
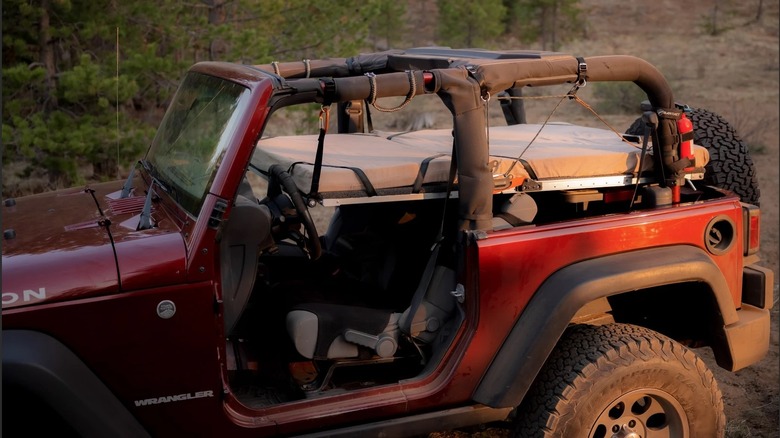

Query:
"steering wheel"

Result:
[[264, 164, 322, 260]]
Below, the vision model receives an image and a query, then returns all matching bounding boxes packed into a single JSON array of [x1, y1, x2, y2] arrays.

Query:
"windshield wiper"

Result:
[[120, 161, 141, 198], [137, 177, 170, 231], [137, 159, 173, 230], [140, 158, 156, 178], [137, 178, 156, 231]]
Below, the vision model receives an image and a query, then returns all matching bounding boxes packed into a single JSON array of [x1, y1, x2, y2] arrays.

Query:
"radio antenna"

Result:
[[116, 26, 120, 180]]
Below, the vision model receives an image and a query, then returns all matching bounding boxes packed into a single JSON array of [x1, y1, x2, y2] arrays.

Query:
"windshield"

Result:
[[146, 72, 250, 217]]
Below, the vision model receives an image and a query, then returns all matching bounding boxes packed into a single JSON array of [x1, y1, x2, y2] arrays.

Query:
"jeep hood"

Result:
[[2, 180, 186, 310]]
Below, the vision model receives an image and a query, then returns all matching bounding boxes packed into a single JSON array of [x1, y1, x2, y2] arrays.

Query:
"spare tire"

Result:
[[626, 108, 760, 205]]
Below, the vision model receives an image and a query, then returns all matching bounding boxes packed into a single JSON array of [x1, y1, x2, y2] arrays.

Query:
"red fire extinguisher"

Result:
[[677, 112, 694, 171]]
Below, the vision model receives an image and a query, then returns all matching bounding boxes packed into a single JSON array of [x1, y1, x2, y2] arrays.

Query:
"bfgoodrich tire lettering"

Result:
[[512, 323, 725, 438], [627, 107, 760, 205]]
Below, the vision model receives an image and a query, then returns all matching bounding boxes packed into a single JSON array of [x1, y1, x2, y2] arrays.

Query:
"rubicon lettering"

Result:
[[134, 390, 214, 407], [2, 288, 46, 306]]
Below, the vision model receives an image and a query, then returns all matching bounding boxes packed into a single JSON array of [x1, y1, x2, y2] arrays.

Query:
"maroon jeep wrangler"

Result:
[[2, 48, 773, 437]]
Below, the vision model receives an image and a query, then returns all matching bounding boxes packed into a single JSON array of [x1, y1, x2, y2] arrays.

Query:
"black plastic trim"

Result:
[[295, 405, 512, 438], [2, 330, 150, 438], [472, 245, 736, 408], [742, 264, 773, 309]]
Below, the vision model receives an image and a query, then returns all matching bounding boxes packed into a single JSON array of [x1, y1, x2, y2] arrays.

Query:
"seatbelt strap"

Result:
[[402, 243, 441, 335], [405, 144, 457, 340], [436, 139, 457, 242]]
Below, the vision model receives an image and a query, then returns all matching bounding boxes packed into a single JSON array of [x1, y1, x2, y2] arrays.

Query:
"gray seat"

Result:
[[221, 192, 274, 335], [398, 264, 457, 344], [287, 305, 401, 359], [286, 248, 457, 360], [492, 192, 537, 230]]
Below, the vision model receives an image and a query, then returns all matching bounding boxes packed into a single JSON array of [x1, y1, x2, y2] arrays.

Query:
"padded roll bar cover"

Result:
[[331, 71, 429, 103], [434, 68, 494, 231], [472, 246, 737, 409], [464, 55, 674, 110], [254, 50, 403, 78]]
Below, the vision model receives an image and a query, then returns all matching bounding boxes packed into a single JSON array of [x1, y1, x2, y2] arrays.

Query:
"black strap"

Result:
[[650, 120, 665, 182], [364, 99, 374, 133], [309, 106, 332, 196], [336, 165, 377, 197], [575, 56, 588, 84], [497, 91, 517, 125], [494, 155, 537, 180], [309, 124, 326, 195], [412, 154, 447, 193], [290, 161, 377, 197], [519, 158, 537, 180], [629, 122, 652, 210], [310, 82, 336, 195], [319, 78, 336, 106]]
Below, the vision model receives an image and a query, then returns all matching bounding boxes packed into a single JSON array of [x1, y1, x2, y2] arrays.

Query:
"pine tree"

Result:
[[437, 0, 507, 48], [507, 0, 584, 51], [2, 0, 384, 195]]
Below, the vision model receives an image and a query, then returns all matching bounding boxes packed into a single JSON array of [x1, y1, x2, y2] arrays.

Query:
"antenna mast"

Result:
[[116, 26, 120, 180]]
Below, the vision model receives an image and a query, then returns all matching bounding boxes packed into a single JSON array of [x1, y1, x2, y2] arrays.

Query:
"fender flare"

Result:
[[2, 330, 150, 438], [472, 245, 737, 408]]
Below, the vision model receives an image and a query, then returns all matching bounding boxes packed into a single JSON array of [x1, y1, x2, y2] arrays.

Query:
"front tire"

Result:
[[513, 323, 725, 438]]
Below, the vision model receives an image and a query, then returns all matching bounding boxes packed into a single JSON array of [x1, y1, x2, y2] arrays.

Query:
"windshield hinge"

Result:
[[208, 200, 228, 229]]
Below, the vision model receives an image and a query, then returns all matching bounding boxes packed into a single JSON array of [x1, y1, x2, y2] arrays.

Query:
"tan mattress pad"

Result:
[[252, 123, 709, 195]]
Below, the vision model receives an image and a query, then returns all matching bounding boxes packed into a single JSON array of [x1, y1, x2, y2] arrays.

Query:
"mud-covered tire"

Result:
[[626, 107, 760, 205], [512, 323, 725, 438]]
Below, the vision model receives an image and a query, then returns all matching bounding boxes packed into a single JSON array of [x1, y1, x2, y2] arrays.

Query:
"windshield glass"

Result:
[[146, 72, 250, 217]]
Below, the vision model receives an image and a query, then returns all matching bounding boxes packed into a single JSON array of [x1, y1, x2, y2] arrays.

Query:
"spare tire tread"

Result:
[[626, 107, 760, 205]]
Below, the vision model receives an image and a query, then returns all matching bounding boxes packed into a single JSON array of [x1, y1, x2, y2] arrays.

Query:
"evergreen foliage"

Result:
[[437, 0, 507, 48], [505, 0, 584, 51], [2, 0, 585, 195]]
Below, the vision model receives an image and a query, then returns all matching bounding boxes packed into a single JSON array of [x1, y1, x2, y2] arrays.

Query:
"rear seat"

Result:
[[492, 193, 537, 230]]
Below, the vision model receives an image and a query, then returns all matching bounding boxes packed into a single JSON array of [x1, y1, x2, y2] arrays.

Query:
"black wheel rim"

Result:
[[589, 388, 689, 438]]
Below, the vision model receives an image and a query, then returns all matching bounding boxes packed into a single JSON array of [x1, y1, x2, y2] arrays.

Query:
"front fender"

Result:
[[2, 330, 149, 437], [472, 245, 736, 408]]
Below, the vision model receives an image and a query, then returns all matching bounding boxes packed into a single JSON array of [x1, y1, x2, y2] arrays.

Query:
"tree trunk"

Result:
[[551, 1, 558, 51], [39, 0, 58, 111], [754, 0, 763, 23], [710, 0, 720, 35], [205, 0, 228, 60]]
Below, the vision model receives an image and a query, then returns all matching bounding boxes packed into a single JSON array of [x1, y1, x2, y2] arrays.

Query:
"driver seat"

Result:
[[221, 189, 274, 335], [286, 250, 458, 360]]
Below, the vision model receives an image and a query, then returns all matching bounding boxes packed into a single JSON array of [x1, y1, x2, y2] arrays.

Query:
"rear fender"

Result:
[[472, 245, 737, 408]]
